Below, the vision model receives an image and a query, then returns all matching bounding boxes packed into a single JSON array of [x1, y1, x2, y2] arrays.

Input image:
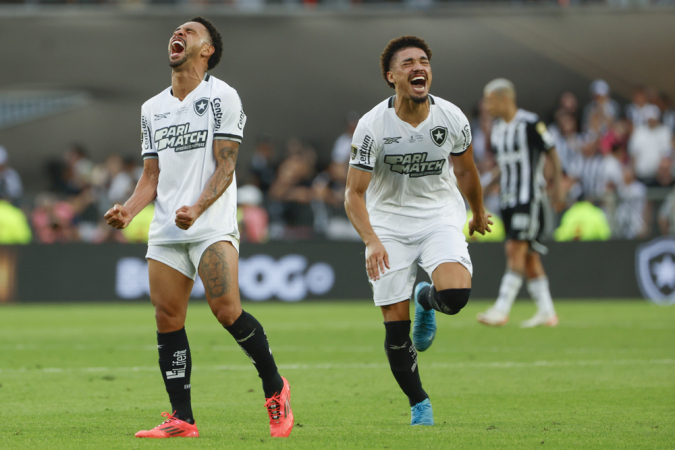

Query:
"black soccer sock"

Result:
[[157, 328, 194, 424], [417, 284, 433, 311], [423, 286, 471, 315], [225, 310, 284, 398], [384, 320, 428, 407]]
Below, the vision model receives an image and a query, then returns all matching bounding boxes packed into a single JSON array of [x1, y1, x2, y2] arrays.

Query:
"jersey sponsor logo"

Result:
[[461, 124, 471, 150], [194, 97, 209, 116], [154, 112, 170, 121], [383, 136, 401, 145], [430, 126, 448, 147], [350, 145, 358, 161], [384, 152, 445, 178], [359, 135, 373, 165], [154, 123, 208, 152], [211, 98, 223, 131], [141, 115, 151, 149], [408, 134, 424, 143]]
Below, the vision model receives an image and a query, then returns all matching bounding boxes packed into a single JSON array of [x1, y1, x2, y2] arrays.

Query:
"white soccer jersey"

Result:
[[140, 74, 247, 244], [350, 95, 471, 239]]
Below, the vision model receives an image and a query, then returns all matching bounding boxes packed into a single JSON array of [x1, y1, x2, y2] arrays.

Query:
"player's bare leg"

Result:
[[477, 240, 528, 326], [521, 252, 558, 328], [198, 241, 293, 437], [136, 260, 198, 438]]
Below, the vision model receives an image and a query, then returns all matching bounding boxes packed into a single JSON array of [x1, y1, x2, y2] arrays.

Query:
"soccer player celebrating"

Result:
[[476, 79, 563, 328], [345, 36, 492, 426], [104, 17, 293, 438]]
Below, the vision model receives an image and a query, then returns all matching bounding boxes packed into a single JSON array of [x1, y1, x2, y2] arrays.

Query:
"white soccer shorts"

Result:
[[146, 234, 240, 280], [369, 226, 473, 307]]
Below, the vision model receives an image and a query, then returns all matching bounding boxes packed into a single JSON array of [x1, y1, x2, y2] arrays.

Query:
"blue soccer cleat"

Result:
[[410, 398, 434, 426], [412, 282, 436, 352]]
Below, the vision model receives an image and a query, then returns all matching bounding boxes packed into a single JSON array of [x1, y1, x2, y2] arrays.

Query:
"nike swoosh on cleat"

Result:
[[236, 329, 256, 343]]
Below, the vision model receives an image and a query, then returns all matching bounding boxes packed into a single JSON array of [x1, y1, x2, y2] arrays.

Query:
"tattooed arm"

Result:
[[175, 139, 239, 230]]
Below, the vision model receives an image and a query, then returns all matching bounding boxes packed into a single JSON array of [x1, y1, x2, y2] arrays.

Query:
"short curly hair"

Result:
[[190, 16, 223, 71], [380, 36, 432, 89]]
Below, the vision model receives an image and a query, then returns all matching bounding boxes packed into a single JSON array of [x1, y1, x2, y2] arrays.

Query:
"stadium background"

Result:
[[1, 2, 674, 303]]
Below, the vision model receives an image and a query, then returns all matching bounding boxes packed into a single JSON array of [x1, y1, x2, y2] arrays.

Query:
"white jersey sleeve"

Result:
[[211, 84, 247, 144], [349, 119, 380, 172], [140, 103, 157, 160], [450, 110, 472, 155]]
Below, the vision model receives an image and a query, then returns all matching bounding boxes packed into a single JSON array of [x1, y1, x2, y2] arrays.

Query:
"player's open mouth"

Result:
[[410, 76, 426, 93], [170, 39, 185, 58]]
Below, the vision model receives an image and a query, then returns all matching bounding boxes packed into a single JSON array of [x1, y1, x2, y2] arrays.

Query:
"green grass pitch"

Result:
[[0, 300, 673, 449]]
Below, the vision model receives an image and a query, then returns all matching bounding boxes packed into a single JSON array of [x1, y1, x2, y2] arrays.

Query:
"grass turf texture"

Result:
[[0, 300, 673, 449]]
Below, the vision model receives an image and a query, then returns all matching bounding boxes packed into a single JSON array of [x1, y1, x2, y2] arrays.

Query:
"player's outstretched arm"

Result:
[[451, 144, 493, 236], [344, 167, 390, 281], [175, 139, 239, 230], [104, 158, 159, 229]]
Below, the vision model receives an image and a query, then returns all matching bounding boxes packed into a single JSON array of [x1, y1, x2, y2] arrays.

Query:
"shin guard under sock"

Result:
[[384, 320, 428, 406], [157, 328, 194, 424], [225, 310, 284, 397]]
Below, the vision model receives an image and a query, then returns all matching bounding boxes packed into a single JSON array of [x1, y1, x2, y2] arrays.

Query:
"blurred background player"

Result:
[[477, 79, 563, 328], [104, 17, 293, 439], [345, 36, 492, 427]]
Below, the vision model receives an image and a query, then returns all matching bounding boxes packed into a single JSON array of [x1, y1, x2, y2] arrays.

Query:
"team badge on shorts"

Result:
[[430, 126, 448, 147], [194, 97, 209, 117]]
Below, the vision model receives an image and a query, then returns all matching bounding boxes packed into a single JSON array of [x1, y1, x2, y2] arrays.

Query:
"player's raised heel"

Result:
[[410, 398, 434, 426], [266, 376, 294, 438], [135, 411, 199, 438], [412, 282, 436, 352]]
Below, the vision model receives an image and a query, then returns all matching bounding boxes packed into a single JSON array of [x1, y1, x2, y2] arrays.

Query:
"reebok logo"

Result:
[[383, 136, 401, 145], [384, 152, 445, 178], [154, 123, 207, 152]]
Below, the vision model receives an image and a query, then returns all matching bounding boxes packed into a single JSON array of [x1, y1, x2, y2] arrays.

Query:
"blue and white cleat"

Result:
[[412, 282, 436, 352], [410, 398, 434, 426]]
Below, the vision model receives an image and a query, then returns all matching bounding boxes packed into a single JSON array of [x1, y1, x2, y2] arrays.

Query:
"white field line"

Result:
[[0, 359, 673, 375]]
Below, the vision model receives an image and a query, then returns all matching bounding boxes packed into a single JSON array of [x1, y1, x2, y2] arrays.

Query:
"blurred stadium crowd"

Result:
[[1, 79, 674, 244]]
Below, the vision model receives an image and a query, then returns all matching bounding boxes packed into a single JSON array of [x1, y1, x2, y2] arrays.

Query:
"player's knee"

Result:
[[154, 305, 185, 331], [434, 288, 471, 315], [211, 302, 242, 327]]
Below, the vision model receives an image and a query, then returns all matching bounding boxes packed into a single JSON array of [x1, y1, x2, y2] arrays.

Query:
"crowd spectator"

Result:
[[248, 136, 277, 196], [331, 111, 360, 164], [31, 192, 77, 243], [582, 79, 620, 135], [237, 184, 269, 243], [627, 106, 672, 184], [0, 146, 23, 206], [267, 139, 317, 239], [625, 86, 658, 128], [658, 189, 675, 235]]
